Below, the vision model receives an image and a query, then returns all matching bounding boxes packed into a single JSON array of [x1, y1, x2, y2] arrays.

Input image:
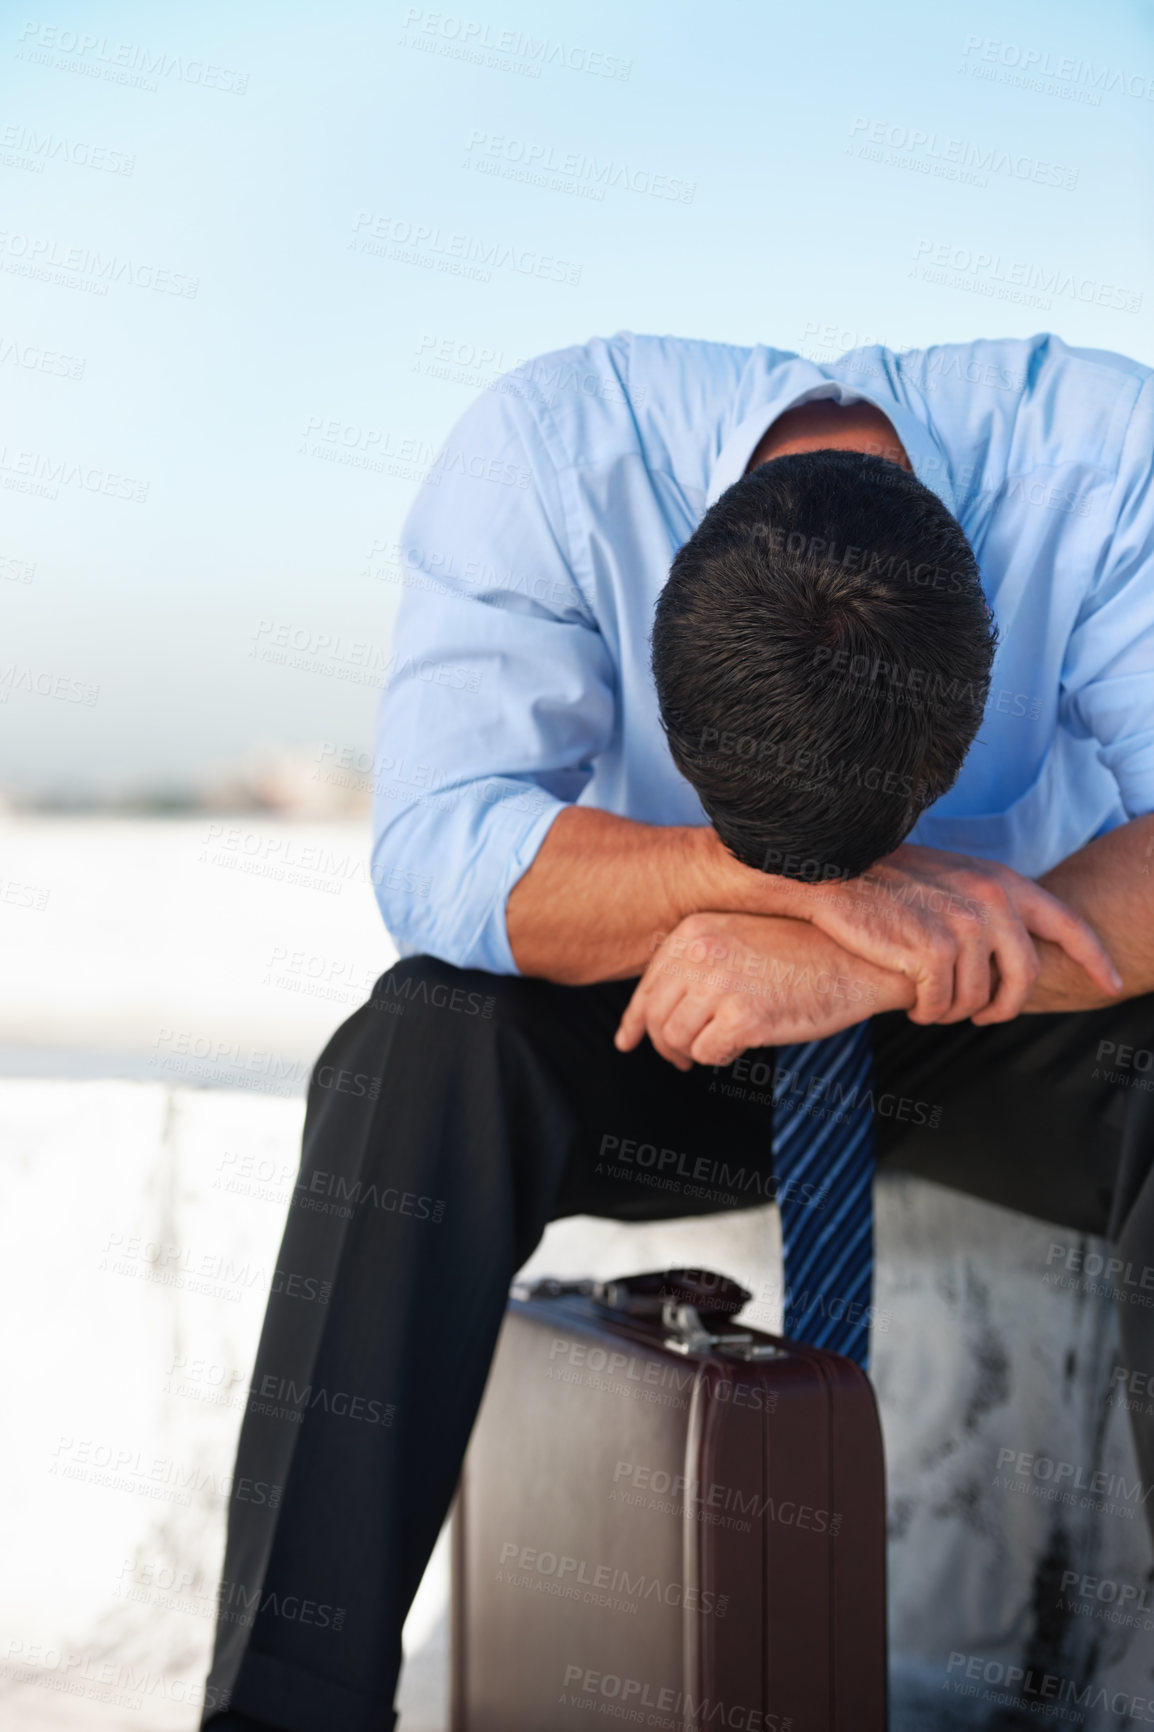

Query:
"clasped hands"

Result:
[[615, 843, 1123, 1072]]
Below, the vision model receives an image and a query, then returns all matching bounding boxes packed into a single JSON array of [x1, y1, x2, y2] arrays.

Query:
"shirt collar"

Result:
[[706, 353, 958, 518]]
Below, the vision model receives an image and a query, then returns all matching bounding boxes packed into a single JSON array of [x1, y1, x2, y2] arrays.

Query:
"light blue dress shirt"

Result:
[[372, 332, 1154, 974]]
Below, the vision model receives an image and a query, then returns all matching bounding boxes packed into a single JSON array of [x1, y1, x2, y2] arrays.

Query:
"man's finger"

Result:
[[647, 1021, 693, 1070], [662, 992, 719, 1056], [640, 974, 696, 1069], [906, 936, 958, 1024], [617, 978, 693, 1068], [619, 968, 693, 1064], [1020, 888, 1122, 995], [938, 939, 997, 1023], [690, 1008, 752, 1068], [615, 978, 652, 1050], [968, 935, 1034, 1024]]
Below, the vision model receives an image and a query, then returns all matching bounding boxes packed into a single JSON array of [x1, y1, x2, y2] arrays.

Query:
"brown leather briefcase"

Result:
[[451, 1268, 887, 1731]]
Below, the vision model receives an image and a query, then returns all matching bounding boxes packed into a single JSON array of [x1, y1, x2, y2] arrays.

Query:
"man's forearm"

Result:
[[505, 804, 1151, 1016], [506, 807, 790, 983], [1028, 814, 1154, 1012]]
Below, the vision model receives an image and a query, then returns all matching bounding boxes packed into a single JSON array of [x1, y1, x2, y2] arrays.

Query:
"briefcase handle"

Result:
[[512, 1269, 781, 1360], [512, 1269, 748, 1318], [592, 1267, 752, 1322]]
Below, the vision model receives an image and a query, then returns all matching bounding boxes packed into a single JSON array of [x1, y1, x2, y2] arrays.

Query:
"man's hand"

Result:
[[788, 844, 1122, 1025], [614, 911, 916, 1070]]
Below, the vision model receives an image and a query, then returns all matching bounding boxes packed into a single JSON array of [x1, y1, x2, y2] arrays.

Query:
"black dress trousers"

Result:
[[201, 956, 1154, 1732]]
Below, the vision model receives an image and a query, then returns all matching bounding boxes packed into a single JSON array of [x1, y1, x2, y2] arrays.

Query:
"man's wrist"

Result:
[[680, 827, 812, 921]]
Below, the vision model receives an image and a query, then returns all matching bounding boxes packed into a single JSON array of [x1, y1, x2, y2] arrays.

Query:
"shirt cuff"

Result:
[[471, 799, 569, 975]]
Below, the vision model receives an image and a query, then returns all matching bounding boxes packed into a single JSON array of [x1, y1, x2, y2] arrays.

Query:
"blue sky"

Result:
[[3, 0, 1152, 796]]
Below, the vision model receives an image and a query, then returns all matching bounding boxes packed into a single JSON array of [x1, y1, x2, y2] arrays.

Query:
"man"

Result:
[[203, 333, 1154, 1732]]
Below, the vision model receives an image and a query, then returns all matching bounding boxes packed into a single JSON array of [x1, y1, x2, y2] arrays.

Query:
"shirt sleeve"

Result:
[[1062, 375, 1154, 819], [371, 373, 615, 974]]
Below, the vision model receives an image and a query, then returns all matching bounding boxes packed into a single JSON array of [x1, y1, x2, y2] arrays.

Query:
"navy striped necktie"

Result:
[[770, 1022, 875, 1368]]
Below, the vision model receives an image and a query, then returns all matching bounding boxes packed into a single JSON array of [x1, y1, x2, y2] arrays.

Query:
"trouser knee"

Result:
[[300, 955, 570, 1209], [305, 957, 497, 1103]]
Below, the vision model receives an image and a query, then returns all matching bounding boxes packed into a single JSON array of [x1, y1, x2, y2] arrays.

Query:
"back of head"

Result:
[[652, 450, 997, 882]]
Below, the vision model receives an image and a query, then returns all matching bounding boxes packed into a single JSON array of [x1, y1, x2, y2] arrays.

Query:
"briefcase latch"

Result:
[[661, 1300, 783, 1361]]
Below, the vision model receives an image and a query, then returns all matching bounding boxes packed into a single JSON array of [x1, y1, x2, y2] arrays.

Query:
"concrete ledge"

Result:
[[0, 1077, 1149, 1729]]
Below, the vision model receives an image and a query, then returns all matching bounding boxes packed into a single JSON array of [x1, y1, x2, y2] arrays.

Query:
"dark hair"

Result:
[[652, 450, 997, 882]]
